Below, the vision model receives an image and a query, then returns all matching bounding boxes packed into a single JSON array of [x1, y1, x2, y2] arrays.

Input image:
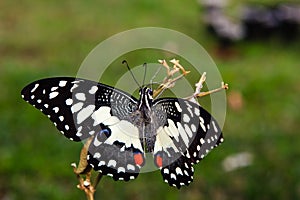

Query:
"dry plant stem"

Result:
[[72, 137, 93, 174], [184, 72, 228, 101], [72, 136, 99, 200], [154, 59, 190, 98], [170, 59, 189, 75], [196, 82, 229, 98]]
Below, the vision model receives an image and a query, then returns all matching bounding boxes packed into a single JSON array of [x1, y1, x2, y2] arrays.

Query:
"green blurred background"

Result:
[[1, 0, 300, 199]]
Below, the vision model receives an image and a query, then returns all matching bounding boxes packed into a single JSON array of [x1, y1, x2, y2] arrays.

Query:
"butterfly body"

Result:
[[21, 77, 224, 188]]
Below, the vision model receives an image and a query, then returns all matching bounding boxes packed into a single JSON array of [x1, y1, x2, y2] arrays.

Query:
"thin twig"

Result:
[[154, 59, 190, 98], [185, 72, 229, 101], [196, 82, 229, 97]]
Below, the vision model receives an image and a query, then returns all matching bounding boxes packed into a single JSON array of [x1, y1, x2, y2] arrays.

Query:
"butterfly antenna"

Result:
[[122, 60, 141, 89], [149, 63, 163, 92], [142, 63, 147, 87]]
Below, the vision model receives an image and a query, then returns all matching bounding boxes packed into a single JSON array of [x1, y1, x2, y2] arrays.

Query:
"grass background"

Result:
[[1, 0, 300, 199]]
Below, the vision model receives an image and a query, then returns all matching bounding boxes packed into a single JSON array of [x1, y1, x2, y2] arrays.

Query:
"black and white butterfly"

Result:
[[21, 76, 224, 188]]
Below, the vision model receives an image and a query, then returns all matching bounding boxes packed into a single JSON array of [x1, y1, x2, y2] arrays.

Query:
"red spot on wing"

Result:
[[155, 154, 163, 168], [134, 153, 144, 166]]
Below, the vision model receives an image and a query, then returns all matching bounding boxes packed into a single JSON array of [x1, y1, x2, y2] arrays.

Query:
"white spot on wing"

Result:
[[107, 160, 117, 168], [89, 130, 95, 135], [75, 93, 86, 101], [76, 132, 82, 137], [163, 168, 169, 174], [66, 98, 73, 105], [127, 164, 135, 171], [71, 102, 84, 113], [59, 80, 67, 87], [175, 167, 183, 175], [212, 121, 218, 133], [183, 114, 190, 123], [200, 122, 206, 132], [170, 173, 177, 180], [200, 138, 205, 144], [49, 91, 59, 99], [51, 87, 58, 91], [191, 124, 196, 132], [70, 84, 79, 92], [89, 86, 98, 94], [53, 107, 59, 113], [194, 107, 200, 115], [93, 152, 101, 158], [77, 105, 95, 124], [199, 117, 204, 124], [117, 167, 125, 173], [31, 84, 39, 93], [98, 161, 105, 166], [93, 136, 102, 146], [184, 124, 193, 138], [175, 102, 182, 112], [187, 107, 193, 117], [176, 123, 189, 147]]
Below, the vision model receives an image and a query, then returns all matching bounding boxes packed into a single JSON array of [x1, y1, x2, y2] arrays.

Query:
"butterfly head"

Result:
[[138, 87, 153, 110]]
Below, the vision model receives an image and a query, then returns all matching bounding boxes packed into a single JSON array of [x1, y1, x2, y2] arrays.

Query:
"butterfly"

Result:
[[21, 76, 224, 188]]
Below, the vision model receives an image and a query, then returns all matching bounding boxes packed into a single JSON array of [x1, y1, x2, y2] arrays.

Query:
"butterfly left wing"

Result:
[[152, 98, 224, 188], [21, 77, 144, 181]]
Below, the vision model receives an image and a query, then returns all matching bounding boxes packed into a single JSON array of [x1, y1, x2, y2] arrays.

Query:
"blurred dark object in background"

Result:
[[200, 0, 300, 46], [242, 3, 300, 40], [201, 0, 245, 48]]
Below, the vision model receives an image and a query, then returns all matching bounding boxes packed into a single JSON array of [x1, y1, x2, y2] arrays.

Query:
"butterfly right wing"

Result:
[[152, 98, 224, 188], [21, 77, 144, 181]]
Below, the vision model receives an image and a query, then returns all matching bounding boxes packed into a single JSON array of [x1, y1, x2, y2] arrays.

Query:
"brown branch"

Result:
[[71, 136, 100, 200], [196, 82, 229, 97], [185, 72, 229, 101]]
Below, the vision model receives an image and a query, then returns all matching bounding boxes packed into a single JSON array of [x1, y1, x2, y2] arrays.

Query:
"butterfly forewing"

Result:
[[21, 77, 138, 140]]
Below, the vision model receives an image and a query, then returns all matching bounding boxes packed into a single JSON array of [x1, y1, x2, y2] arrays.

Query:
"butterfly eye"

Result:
[[147, 88, 153, 96]]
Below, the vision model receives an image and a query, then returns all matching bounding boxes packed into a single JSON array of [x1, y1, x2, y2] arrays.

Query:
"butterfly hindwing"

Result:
[[152, 98, 224, 188], [87, 122, 144, 181]]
